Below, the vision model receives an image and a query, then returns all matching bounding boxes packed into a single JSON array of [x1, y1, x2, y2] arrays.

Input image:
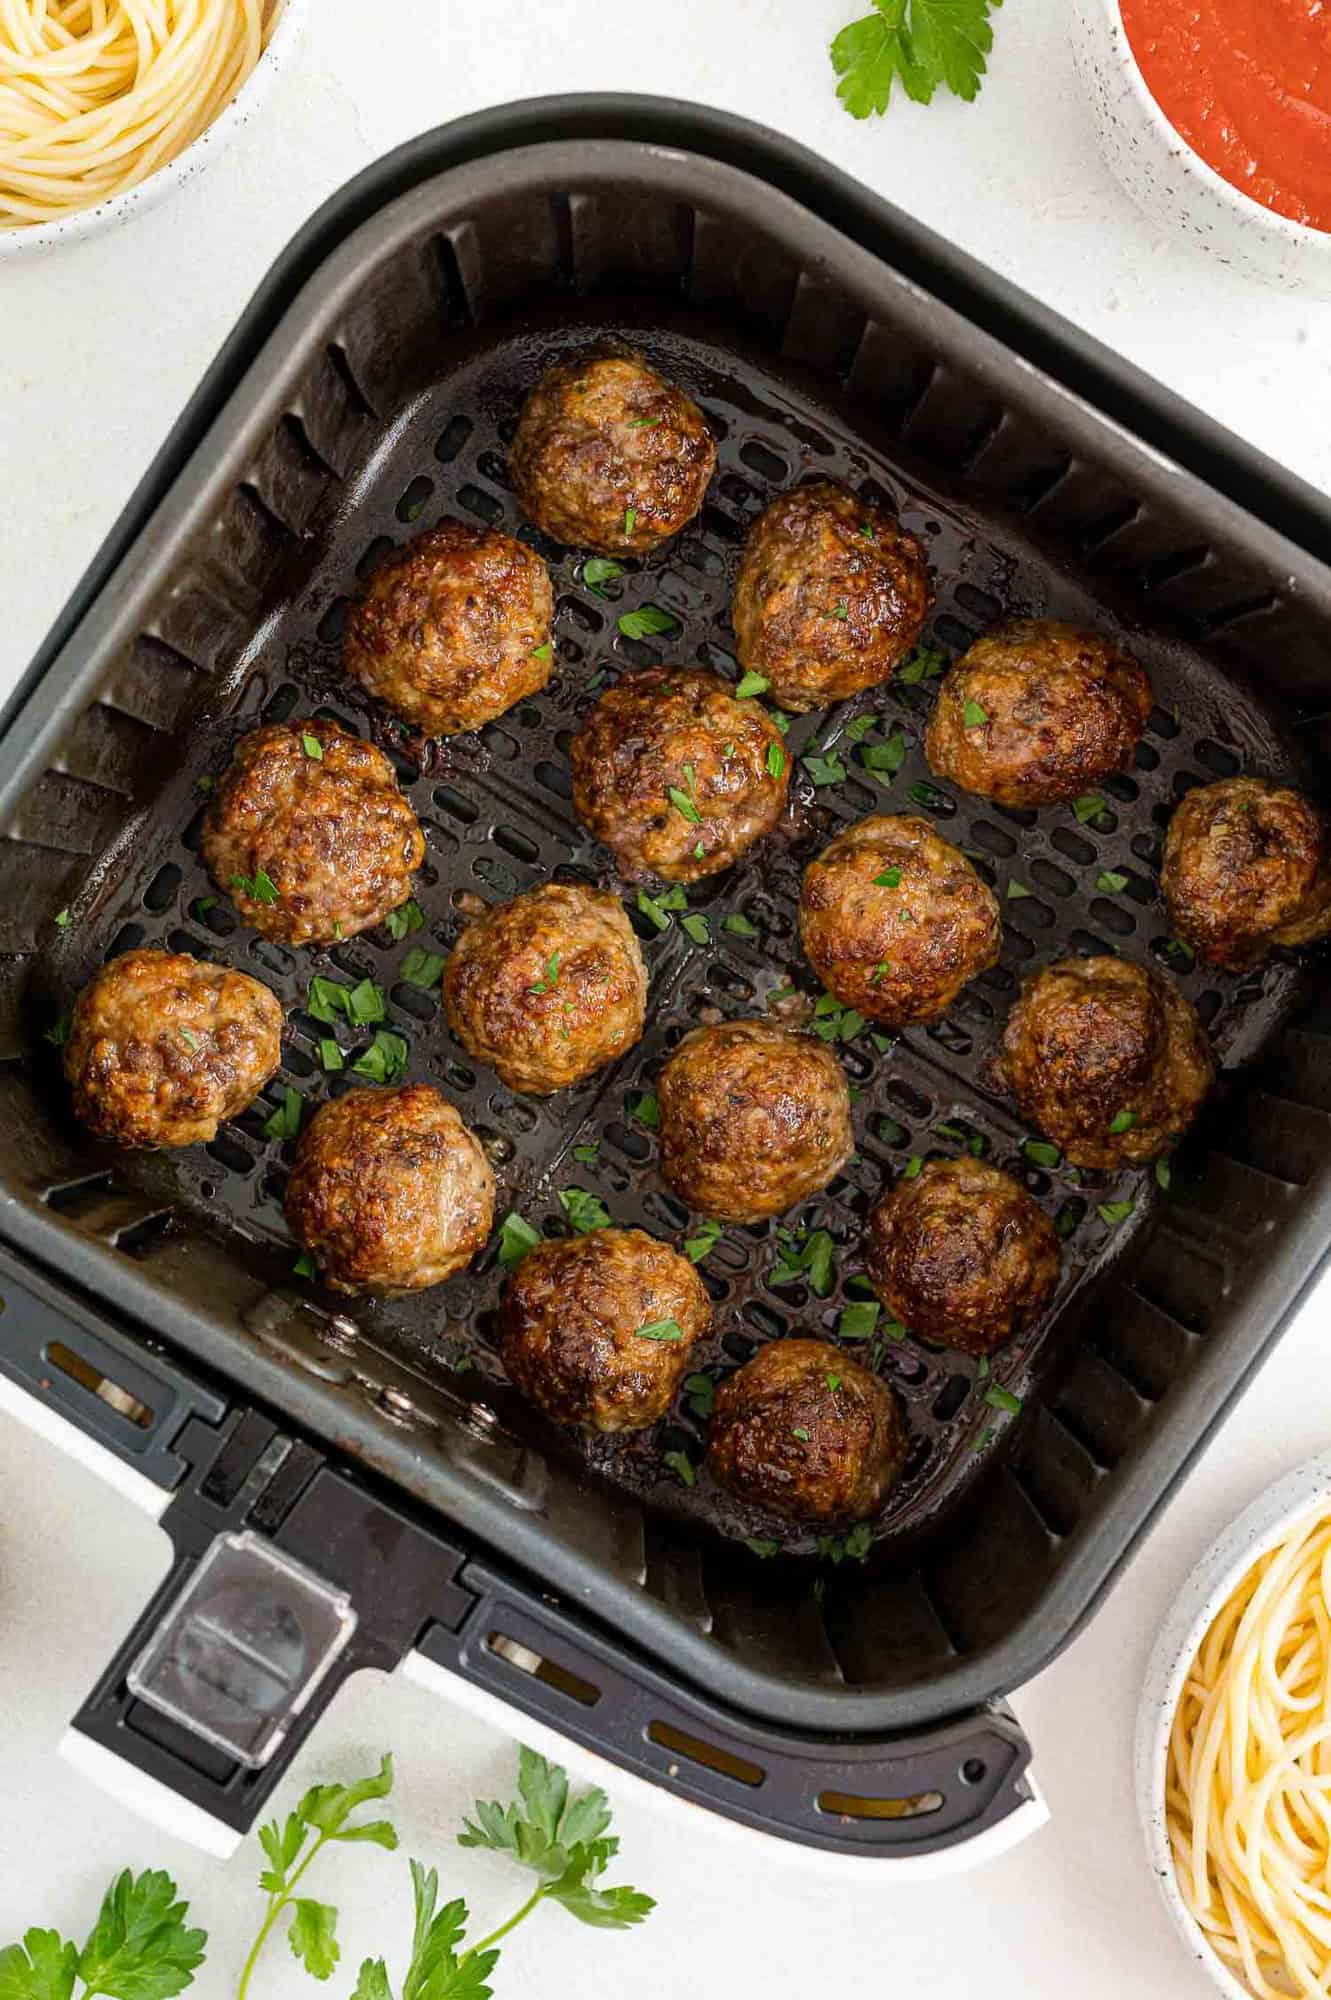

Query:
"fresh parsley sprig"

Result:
[[0, 1869, 207, 2000], [832, 0, 1004, 121]]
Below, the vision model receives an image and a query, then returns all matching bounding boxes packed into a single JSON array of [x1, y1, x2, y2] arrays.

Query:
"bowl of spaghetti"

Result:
[[0, 0, 307, 255], [1139, 1454, 1331, 1999]]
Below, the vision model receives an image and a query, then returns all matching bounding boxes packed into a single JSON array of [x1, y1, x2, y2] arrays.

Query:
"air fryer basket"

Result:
[[5, 108, 1331, 1758]]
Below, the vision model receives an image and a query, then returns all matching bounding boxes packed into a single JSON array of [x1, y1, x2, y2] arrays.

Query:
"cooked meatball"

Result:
[[342, 519, 554, 738], [657, 1019, 852, 1222], [864, 1159, 1060, 1356], [570, 667, 788, 883], [998, 956, 1213, 1169], [731, 481, 932, 713], [202, 719, 425, 947], [799, 814, 1000, 1027], [1161, 776, 1331, 970], [284, 1084, 494, 1295], [707, 1339, 906, 1525], [925, 619, 1153, 806], [500, 1227, 710, 1433], [443, 883, 647, 1094], [63, 949, 282, 1148], [509, 351, 715, 555]]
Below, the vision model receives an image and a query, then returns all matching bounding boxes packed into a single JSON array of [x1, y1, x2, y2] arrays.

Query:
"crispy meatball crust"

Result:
[[443, 883, 647, 1094], [342, 519, 554, 738], [707, 1339, 907, 1524], [657, 1019, 852, 1222], [865, 1159, 1060, 1356], [570, 667, 789, 883], [1161, 776, 1331, 970], [509, 352, 715, 555], [925, 619, 1154, 807], [202, 719, 425, 947], [998, 956, 1213, 1169], [799, 814, 1001, 1027], [731, 481, 932, 713], [500, 1227, 710, 1433], [284, 1084, 494, 1295], [64, 949, 282, 1148]]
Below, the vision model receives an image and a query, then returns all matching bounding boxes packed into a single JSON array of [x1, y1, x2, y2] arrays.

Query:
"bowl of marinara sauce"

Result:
[[1070, 0, 1331, 293]]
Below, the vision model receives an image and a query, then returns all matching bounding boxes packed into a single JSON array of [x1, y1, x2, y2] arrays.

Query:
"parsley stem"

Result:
[[236, 1833, 329, 2000], [463, 1882, 548, 1959]]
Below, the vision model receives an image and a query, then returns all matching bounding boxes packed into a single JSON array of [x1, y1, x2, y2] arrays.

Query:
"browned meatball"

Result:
[[998, 956, 1213, 1169], [864, 1159, 1060, 1356], [707, 1339, 906, 1525], [799, 814, 1000, 1027], [570, 667, 788, 883], [63, 949, 282, 1148], [657, 1019, 852, 1222], [731, 481, 932, 713], [509, 352, 715, 555], [500, 1227, 710, 1433], [202, 719, 425, 947], [925, 619, 1153, 806], [284, 1084, 494, 1295], [443, 883, 647, 1094], [1161, 776, 1331, 970], [342, 519, 554, 738]]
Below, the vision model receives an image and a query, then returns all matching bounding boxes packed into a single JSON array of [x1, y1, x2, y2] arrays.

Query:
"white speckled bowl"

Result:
[[0, 0, 308, 261], [1069, 0, 1331, 296], [1137, 1453, 1331, 1999]]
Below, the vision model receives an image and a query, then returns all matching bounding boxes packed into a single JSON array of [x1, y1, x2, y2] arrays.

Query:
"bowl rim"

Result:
[[1090, 0, 1331, 249], [1137, 1451, 1331, 2000], [0, 0, 309, 260]]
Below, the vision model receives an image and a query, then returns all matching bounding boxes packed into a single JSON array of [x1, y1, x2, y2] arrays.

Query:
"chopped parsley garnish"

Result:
[[766, 741, 787, 780], [619, 605, 679, 642], [904, 1154, 923, 1179], [1097, 1198, 1136, 1226], [319, 1037, 343, 1071], [838, 1300, 880, 1340], [293, 1251, 318, 1279], [1073, 792, 1108, 826], [746, 1539, 780, 1559], [664, 1450, 696, 1487], [984, 1384, 1023, 1416], [770, 1226, 836, 1296], [684, 1370, 716, 1418], [178, 1026, 200, 1051], [803, 752, 847, 786], [559, 1186, 611, 1233], [845, 714, 877, 743], [792, 1426, 812, 1443], [828, 599, 850, 622], [1165, 937, 1195, 964], [874, 866, 902, 888], [1006, 878, 1031, 900], [630, 1089, 660, 1129], [385, 899, 425, 941], [401, 947, 446, 989], [628, 415, 664, 430], [1108, 1109, 1136, 1134], [636, 1318, 685, 1342], [531, 640, 553, 661], [860, 521, 876, 541], [623, 506, 637, 536], [353, 1029, 409, 1083], [681, 913, 710, 945], [193, 896, 218, 917], [871, 960, 893, 985], [667, 784, 702, 824], [45, 1011, 72, 1047], [735, 671, 771, 698], [230, 867, 279, 905], [636, 884, 688, 931], [1096, 870, 1129, 894], [724, 912, 759, 939], [1156, 1157, 1173, 1191], [264, 1086, 304, 1141], [810, 992, 866, 1043], [497, 1211, 542, 1268], [861, 730, 908, 782], [907, 779, 951, 811], [347, 978, 387, 1024], [582, 556, 625, 596], [54, 907, 71, 928], [934, 1121, 966, 1142], [301, 732, 324, 760], [770, 709, 794, 736], [1022, 1138, 1062, 1168], [571, 1141, 601, 1166], [684, 1217, 722, 1263], [528, 951, 561, 995], [962, 699, 988, 729], [826, 1372, 843, 1391], [896, 644, 948, 686]]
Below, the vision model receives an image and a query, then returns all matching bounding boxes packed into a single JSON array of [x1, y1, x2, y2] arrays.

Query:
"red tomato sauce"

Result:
[[1119, 0, 1331, 233]]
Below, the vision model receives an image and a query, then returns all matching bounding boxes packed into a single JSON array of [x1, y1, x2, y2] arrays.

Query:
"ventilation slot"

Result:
[[647, 1721, 764, 1788], [46, 1341, 152, 1428], [486, 1633, 600, 1707], [817, 1787, 943, 1821]]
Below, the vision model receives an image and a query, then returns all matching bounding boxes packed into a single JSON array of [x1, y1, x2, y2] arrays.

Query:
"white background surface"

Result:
[[2, 1, 1329, 1994]]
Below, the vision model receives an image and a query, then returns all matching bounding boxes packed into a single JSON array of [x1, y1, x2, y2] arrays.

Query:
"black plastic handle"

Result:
[[417, 1568, 1035, 1860]]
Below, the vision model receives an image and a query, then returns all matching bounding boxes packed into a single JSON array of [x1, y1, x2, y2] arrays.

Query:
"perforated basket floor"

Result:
[[31, 303, 1311, 1560]]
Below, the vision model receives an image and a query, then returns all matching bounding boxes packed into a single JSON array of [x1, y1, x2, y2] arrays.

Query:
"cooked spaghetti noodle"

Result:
[[1167, 1505, 1331, 1999], [0, 0, 276, 229]]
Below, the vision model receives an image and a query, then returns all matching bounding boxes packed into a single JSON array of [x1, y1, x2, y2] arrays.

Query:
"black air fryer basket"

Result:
[[4, 98, 1331, 1866]]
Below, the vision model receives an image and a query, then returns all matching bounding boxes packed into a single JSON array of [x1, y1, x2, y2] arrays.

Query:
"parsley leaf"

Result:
[[983, 1384, 1023, 1416], [1006, 878, 1032, 900], [69, 1870, 208, 2000], [352, 1030, 410, 1083], [770, 1226, 837, 1296], [623, 506, 637, 537], [874, 866, 902, 888], [582, 557, 624, 597], [1156, 1156, 1173, 1191], [1097, 1198, 1136, 1226], [839, 1300, 880, 1340], [1096, 869, 1129, 894], [630, 1090, 660, 1129], [636, 884, 688, 932], [401, 947, 446, 990], [667, 785, 702, 825], [681, 913, 710, 945], [1022, 1138, 1062, 1168], [619, 606, 679, 643], [264, 1086, 304, 1142], [896, 643, 948, 685], [735, 671, 770, 698], [636, 1318, 685, 1342], [1073, 792, 1108, 826], [766, 742, 786, 780], [497, 1211, 541, 1269], [559, 1187, 611, 1234], [288, 1901, 339, 1981], [803, 752, 847, 787], [723, 912, 759, 939], [0, 1928, 80, 2000], [684, 1217, 722, 1263], [962, 699, 988, 729], [528, 951, 561, 995], [385, 900, 424, 941], [1109, 1109, 1136, 1134], [832, 0, 1005, 120], [572, 1141, 600, 1165], [301, 732, 324, 761], [664, 1449, 696, 1487], [230, 867, 279, 905], [684, 1369, 716, 1416], [459, 1748, 654, 1930]]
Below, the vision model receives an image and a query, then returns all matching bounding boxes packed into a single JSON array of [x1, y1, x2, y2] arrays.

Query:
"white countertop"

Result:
[[2, 2, 1329, 1993]]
